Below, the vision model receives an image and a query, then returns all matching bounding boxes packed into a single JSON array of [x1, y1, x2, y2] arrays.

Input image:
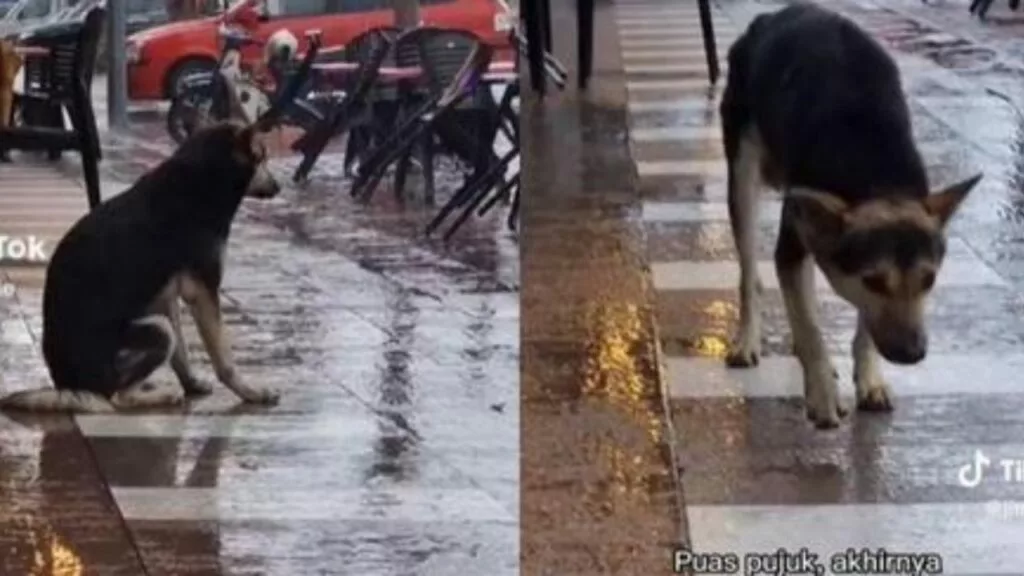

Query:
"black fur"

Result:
[[720, 3, 929, 202], [42, 123, 265, 397]]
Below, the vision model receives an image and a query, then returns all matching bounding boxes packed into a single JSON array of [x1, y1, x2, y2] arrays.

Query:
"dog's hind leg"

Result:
[[775, 213, 845, 428], [724, 128, 764, 367], [0, 388, 115, 412], [852, 314, 894, 412], [108, 315, 184, 410]]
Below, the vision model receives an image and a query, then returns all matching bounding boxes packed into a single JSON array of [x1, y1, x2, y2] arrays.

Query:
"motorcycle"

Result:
[[166, 11, 327, 144]]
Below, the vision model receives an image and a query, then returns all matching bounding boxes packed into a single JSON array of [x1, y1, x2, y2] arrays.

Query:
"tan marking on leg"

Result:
[[180, 274, 279, 405]]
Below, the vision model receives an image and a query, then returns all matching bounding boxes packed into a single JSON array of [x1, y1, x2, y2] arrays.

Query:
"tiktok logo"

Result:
[[958, 449, 991, 488]]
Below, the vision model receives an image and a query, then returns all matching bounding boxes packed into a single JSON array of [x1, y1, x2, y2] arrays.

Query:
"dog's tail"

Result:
[[0, 388, 115, 413]]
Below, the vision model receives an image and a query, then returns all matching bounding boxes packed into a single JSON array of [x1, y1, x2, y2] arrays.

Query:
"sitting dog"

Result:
[[720, 3, 981, 428], [0, 121, 282, 412]]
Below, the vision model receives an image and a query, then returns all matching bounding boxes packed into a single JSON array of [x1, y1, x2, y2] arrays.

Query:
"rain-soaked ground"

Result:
[[0, 83, 518, 572], [7, 0, 1024, 571]]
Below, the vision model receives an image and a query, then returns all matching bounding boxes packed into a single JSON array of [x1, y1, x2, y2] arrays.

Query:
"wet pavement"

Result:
[[7, 0, 1024, 571], [618, 0, 1024, 571], [519, 0, 685, 573], [0, 80, 518, 572]]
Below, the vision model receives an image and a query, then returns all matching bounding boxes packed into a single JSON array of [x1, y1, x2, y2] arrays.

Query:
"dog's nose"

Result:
[[878, 332, 927, 365]]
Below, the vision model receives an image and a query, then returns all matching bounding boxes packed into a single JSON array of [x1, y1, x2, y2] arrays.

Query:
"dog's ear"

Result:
[[924, 173, 982, 227], [232, 123, 266, 163], [787, 187, 849, 241]]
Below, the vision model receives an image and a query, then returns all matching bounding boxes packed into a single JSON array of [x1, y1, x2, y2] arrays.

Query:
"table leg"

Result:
[[697, 0, 720, 84], [522, 0, 547, 94], [577, 0, 594, 89]]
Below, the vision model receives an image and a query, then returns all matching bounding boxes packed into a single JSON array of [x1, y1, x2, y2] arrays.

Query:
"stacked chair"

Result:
[[291, 27, 397, 184], [425, 28, 567, 239], [0, 7, 105, 208]]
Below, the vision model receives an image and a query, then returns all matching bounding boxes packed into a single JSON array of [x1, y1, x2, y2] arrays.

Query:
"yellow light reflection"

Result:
[[580, 302, 664, 505], [24, 523, 84, 576]]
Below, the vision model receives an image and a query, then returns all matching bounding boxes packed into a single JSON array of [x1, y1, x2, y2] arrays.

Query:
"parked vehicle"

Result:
[[165, 23, 325, 143], [126, 0, 513, 101], [13, 0, 176, 65], [0, 0, 71, 39]]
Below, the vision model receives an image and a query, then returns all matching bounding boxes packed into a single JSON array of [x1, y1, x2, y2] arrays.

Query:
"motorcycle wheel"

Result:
[[166, 90, 223, 145]]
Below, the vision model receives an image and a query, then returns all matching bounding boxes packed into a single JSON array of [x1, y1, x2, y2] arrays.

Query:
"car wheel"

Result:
[[165, 58, 217, 99]]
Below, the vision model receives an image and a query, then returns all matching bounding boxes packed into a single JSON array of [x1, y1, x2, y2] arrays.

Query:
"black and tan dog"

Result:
[[0, 120, 282, 412], [720, 3, 982, 428]]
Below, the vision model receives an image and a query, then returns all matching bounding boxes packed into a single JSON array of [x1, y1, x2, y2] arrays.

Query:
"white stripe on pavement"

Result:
[[689, 502, 1024, 574], [651, 258, 1008, 291], [622, 49, 728, 61], [630, 125, 720, 142], [666, 354, 1024, 399], [625, 62, 728, 75], [113, 486, 515, 523], [641, 200, 780, 223], [620, 37, 736, 50], [628, 98, 720, 112], [615, 17, 732, 27], [618, 28, 737, 38], [637, 159, 726, 178]]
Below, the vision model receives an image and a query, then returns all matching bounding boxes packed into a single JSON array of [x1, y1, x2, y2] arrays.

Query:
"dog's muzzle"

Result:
[[246, 165, 281, 199], [875, 328, 927, 365]]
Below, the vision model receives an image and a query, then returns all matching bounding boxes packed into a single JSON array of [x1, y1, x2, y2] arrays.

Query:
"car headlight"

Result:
[[126, 41, 142, 64]]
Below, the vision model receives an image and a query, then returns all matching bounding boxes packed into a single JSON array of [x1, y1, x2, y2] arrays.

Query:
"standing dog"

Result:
[[720, 3, 981, 428], [0, 121, 282, 412]]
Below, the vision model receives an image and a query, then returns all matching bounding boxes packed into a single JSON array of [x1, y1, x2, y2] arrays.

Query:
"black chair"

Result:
[[291, 27, 395, 183], [0, 7, 105, 209], [969, 0, 1021, 18], [339, 26, 400, 177], [512, 29, 567, 91], [349, 28, 495, 204], [427, 77, 520, 239]]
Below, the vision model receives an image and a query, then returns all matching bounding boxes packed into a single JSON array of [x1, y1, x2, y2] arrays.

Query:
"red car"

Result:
[[125, 0, 514, 101]]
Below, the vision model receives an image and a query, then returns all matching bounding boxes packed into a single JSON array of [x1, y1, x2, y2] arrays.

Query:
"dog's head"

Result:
[[788, 173, 981, 365], [173, 121, 280, 200]]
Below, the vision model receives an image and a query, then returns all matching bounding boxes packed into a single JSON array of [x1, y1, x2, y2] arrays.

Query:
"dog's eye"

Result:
[[920, 270, 936, 292], [862, 273, 889, 295]]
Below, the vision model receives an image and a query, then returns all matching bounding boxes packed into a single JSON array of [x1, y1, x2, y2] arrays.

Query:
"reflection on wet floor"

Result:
[[0, 84, 518, 572]]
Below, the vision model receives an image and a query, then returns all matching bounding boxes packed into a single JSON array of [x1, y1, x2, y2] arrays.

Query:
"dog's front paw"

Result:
[[857, 379, 894, 412], [804, 364, 843, 429], [726, 333, 761, 368], [235, 384, 281, 405]]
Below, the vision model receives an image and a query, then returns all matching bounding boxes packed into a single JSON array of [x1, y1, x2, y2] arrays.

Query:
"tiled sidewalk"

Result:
[[619, 0, 1024, 570]]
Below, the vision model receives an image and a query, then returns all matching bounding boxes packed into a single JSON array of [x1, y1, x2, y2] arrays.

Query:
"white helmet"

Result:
[[265, 28, 299, 65]]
